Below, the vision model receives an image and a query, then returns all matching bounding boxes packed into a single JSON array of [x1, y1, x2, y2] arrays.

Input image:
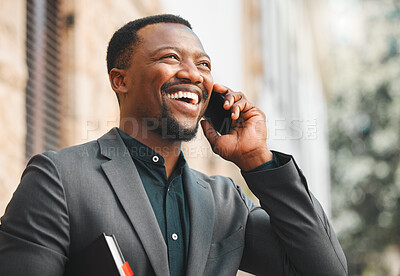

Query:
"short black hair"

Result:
[[106, 14, 192, 74]]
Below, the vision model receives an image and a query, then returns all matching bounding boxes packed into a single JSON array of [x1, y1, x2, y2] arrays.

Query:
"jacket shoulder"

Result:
[[42, 140, 100, 162]]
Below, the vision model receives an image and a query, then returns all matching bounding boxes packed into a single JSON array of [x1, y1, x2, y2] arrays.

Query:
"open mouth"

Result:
[[166, 91, 199, 105]]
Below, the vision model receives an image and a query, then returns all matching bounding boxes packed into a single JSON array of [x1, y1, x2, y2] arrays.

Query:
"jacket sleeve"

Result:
[[0, 153, 70, 275], [239, 151, 348, 275]]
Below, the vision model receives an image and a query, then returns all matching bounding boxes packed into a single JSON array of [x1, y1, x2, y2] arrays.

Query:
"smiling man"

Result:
[[0, 14, 347, 275]]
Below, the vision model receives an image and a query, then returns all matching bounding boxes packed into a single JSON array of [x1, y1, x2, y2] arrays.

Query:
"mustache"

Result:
[[161, 81, 208, 101]]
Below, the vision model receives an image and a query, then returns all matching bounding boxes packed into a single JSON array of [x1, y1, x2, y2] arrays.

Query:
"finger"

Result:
[[212, 83, 230, 94], [200, 119, 220, 147], [231, 98, 251, 120], [223, 91, 246, 110], [231, 101, 245, 120]]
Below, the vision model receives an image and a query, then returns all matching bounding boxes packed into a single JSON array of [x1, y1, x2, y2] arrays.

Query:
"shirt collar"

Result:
[[117, 128, 187, 169]]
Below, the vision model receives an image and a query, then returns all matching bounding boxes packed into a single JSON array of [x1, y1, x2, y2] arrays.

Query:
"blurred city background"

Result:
[[0, 0, 399, 275]]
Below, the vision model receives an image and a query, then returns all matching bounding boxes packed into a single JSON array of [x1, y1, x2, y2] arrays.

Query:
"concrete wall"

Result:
[[0, 0, 28, 215]]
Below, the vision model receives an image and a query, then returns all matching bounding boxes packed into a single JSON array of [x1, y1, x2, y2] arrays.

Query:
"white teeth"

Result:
[[192, 93, 199, 103], [166, 91, 200, 104]]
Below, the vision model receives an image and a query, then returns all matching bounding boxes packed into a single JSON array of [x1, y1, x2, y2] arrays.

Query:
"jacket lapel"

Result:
[[183, 166, 215, 275], [98, 128, 169, 276]]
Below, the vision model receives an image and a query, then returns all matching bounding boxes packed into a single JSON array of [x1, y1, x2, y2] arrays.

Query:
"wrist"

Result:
[[237, 148, 274, 171]]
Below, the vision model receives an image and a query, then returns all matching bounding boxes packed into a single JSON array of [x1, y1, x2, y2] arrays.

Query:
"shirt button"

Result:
[[152, 155, 159, 163], [171, 233, 178, 241]]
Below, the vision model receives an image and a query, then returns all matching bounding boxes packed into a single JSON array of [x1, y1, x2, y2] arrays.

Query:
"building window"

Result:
[[25, 0, 61, 158]]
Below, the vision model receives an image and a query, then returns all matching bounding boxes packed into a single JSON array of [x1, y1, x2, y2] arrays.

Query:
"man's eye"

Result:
[[163, 54, 178, 60], [200, 62, 211, 69]]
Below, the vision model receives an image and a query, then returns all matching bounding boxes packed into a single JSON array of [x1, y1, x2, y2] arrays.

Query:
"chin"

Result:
[[165, 120, 199, 141], [154, 101, 200, 141], [152, 114, 199, 142]]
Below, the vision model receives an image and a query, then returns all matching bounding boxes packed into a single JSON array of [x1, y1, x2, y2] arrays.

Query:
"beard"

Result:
[[161, 101, 201, 141], [148, 94, 200, 142]]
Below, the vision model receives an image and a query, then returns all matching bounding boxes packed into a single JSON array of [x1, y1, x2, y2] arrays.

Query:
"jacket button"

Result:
[[172, 233, 178, 240]]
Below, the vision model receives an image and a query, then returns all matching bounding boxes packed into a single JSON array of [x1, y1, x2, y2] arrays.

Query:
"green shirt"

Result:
[[118, 128, 190, 276]]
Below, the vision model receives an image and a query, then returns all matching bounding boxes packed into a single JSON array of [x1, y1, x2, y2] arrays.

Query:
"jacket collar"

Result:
[[98, 128, 169, 275]]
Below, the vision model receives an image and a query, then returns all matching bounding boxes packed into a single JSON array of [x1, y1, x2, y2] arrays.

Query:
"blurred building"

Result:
[[259, 0, 331, 213]]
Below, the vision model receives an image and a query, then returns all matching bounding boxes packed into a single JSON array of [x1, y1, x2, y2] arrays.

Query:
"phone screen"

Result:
[[203, 91, 232, 135]]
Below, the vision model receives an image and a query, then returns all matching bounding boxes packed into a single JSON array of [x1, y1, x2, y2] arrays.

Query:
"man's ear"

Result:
[[109, 68, 128, 94]]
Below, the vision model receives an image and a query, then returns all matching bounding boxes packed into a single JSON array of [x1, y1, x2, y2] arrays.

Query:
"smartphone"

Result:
[[204, 91, 232, 135]]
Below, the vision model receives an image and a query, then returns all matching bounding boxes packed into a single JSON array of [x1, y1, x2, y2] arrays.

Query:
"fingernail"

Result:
[[224, 100, 229, 106], [231, 113, 235, 118]]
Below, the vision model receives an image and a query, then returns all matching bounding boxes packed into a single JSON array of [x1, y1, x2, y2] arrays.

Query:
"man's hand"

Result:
[[201, 84, 273, 171]]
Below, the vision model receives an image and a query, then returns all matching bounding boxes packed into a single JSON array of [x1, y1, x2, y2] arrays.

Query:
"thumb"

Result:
[[201, 119, 220, 148]]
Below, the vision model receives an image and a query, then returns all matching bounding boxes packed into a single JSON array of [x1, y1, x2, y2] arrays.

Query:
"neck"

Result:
[[120, 121, 182, 179]]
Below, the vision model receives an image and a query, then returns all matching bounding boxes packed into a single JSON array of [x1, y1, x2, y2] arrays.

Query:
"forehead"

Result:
[[136, 23, 206, 54]]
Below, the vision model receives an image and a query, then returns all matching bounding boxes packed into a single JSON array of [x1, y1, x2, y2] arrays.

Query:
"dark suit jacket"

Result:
[[0, 128, 347, 275]]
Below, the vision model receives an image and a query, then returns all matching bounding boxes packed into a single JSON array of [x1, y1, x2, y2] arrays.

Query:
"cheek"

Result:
[[203, 73, 213, 92], [149, 65, 177, 86]]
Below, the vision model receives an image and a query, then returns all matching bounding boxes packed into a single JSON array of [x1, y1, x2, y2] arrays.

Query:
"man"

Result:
[[0, 14, 347, 275]]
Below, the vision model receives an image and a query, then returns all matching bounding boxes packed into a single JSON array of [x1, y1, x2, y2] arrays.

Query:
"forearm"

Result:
[[241, 151, 347, 275]]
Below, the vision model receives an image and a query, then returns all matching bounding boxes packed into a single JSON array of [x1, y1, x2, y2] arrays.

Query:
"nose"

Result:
[[176, 61, 203, 84]]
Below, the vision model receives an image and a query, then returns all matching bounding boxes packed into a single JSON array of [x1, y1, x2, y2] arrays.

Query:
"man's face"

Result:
[[122, 23, 213, 141]]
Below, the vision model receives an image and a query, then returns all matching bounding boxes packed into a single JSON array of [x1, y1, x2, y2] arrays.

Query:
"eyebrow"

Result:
[[152, 46, 211, 61]]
